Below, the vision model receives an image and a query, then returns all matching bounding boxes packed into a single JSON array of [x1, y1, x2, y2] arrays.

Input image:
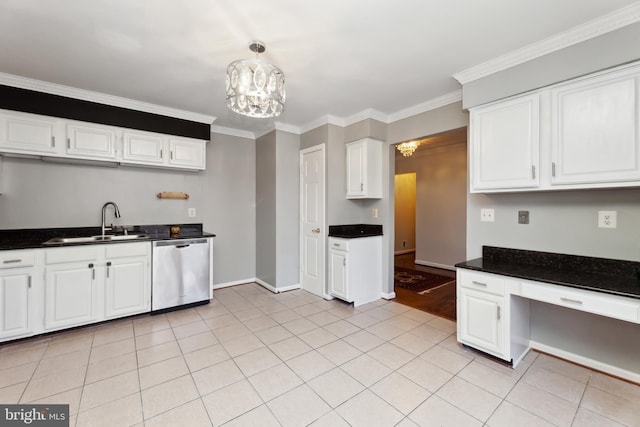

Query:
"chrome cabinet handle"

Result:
[[497, 306, 501, 320], [560, 297, 583, 305], [89, 263, 95, 280], [51, 136, 55, 147], [3, 259, 21, 264], [106, 261, 112, 278], [471, 281, 487, 287]]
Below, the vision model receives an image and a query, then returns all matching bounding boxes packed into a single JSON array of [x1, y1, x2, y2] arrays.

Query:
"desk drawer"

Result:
[[0, 250, 36, 269], [329, 238, 349, 251], [458, 270, 505, 296], [521, 281, 640, 324]]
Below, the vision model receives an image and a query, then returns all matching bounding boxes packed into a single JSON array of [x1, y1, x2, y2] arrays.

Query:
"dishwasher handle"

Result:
[[153, 239, 208, 247]]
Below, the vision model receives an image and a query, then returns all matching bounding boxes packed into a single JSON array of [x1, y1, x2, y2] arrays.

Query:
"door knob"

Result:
[[312, 228, 320, 233]]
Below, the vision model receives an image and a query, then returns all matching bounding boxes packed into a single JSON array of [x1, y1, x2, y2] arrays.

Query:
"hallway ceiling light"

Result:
[[225, 41, 286, 118], [397, 141, 420, 157]]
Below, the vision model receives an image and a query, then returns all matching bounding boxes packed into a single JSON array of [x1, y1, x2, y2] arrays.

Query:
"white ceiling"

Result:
[[0, 0, 638, 136]]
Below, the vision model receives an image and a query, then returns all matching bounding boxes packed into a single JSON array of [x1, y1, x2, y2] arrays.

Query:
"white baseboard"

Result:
[[414, 259, 456, 271], [212, 278, 301, 294], [530, 340, 640, 384], [381, 292, 396, 300], [394, 249, 416, 255]]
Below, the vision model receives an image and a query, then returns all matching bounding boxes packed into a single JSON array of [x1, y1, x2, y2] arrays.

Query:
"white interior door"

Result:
[[300, 144, 325, 297]]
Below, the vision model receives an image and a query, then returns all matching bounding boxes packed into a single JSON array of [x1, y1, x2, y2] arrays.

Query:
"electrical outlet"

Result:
[[598, 211, 616, 228], [188, 208, 197, 218], [480, 208, 495, 222], [372, 208, 378, 218], [402, 240, 406, 247]]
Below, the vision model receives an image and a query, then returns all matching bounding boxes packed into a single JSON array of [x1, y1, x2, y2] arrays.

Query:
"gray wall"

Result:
[[0, 131, 257, 286], [255, 129, 301, 289], [395, 140, 467, 269], [255, 131, 277, 287]]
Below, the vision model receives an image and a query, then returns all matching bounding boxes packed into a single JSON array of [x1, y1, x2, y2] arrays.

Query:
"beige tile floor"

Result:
[[1, 283, 639, 426]]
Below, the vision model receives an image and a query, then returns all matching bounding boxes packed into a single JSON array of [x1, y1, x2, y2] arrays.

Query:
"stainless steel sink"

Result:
[[43, 233, 150, 245]]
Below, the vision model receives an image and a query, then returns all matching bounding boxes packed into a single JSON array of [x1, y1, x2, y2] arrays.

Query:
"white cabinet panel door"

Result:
[[0, 111, 59, 154], [0, 270, 31, 339], [66, 123, 117, 160], [458, 287, 505, 358], [329, 250, 348, 301], [470, 93, 540, 191], [104, 257, 149, 318], [122, 131, 165, 164], [45, 263, 96, 330], [168, 137, 206, 170], [551, 73, 640, 185]]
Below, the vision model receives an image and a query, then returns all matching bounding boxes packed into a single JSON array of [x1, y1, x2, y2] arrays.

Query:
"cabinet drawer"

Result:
[[0, 251, 36, 269], [521, 281, 640, 324], [45, 246, 99, 264], [105, 242, 149, 258], [459, 270, 505, 296], [329, 238, 349, 251]]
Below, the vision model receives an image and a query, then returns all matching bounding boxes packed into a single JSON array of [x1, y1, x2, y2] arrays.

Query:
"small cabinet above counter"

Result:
[[346, 138, 383, 199]]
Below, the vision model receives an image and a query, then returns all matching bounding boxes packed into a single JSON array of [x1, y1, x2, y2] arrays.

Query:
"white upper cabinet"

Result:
[[346, 138, 382, 199], [0, 109, 207, 171], [168, 137, 207, 170], [66, 121, 118, 160], [122, 130, 165, 165], [470, 61, 640, 193], [470, 93, 540, 191], [0, 110, 60, 155], [550, 69, 640, 185]]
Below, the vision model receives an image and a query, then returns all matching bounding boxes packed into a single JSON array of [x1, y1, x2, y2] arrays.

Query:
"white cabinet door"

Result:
[[122, 131, 165, 165], [458, 287, 506, 359], [66, 122, 118, 160], [551, 71, 640, 185], [470, 93, 540, 191], [346, 138, 382, 198], [0, 270, 32, 339], [105, 257, 149, 318], [329, 250, 349, 301], [0, 110, 60, 155], [168, 137, 206, 170], [45, 262, 97, 330]]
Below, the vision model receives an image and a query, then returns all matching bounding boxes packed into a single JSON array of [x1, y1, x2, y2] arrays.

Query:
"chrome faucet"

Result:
[[101, 202, 121, 237]]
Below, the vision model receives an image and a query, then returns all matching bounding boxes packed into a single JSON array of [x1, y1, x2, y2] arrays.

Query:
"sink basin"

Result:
[[43, 233, 150, 245]]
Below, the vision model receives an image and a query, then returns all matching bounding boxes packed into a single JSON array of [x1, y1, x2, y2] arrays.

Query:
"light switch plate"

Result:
[[518, 210, 529, 224], [481, 208, 495, 222]]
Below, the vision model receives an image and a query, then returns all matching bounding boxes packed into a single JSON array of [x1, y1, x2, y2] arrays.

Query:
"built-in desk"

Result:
[[456, 246, 640, 383]]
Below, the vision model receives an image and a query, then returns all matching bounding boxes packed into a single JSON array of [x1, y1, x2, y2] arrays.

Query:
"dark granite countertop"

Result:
[[455, 246, 640, 299], [328, 224, 383, 238], [0, 223, 215, 250]]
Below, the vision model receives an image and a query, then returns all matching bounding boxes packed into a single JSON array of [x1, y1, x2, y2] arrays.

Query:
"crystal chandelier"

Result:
[[225, 41, 286, 118], [396, 141, 420, 157]]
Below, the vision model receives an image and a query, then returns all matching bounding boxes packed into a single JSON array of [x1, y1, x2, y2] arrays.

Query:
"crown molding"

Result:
[[0, 72, 216, 124], [210, 125, 256, 139], [343, 108, 388, 126], [387, 90, 462, 122], [452, 2, 640, 85], [274, 121, 301, 134]]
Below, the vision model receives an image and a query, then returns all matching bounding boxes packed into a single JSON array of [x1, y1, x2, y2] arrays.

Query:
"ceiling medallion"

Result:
[[396, 141, 420, 157], [225, 41, 286, 118]]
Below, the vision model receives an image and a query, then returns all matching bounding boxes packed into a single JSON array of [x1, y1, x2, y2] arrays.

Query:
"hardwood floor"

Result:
[[393, 252, 457, 321]]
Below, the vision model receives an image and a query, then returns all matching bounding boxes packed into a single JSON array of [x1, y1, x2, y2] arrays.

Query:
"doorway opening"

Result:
[[392, 127, 467, 320]]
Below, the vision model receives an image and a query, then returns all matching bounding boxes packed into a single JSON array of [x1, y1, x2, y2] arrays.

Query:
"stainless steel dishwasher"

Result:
[[152, 238, 211, 312]]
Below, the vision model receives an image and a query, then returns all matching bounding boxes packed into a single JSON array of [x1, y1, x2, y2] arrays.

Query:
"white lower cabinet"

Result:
[[104, 243, 150, 319], [44, 242, 150, 332], [44, 246, 99, 330], [0, 250, 38, 340], [457, 269, 530, 366], [328, 236, 382, 306]]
